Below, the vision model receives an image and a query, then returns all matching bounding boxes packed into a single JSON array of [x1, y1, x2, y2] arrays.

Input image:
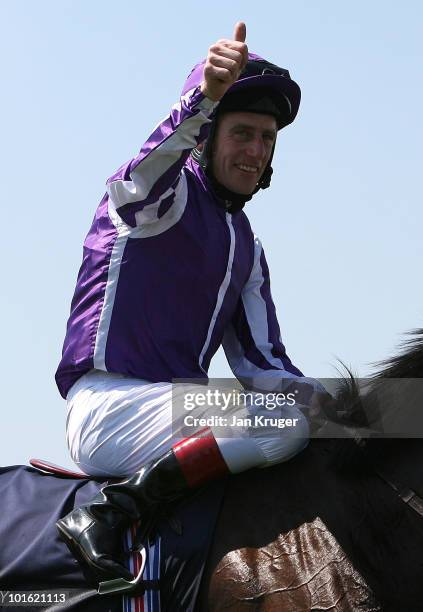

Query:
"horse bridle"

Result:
[[361, 442, 423, 518]]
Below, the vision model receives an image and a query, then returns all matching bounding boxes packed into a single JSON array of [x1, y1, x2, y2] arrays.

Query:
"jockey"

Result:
[[56, 22, 328, 582]]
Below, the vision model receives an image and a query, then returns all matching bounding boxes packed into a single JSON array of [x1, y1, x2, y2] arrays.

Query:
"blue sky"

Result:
[[1, 0, 421, 468]]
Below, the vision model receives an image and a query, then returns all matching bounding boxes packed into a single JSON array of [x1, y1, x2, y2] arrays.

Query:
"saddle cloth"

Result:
[[0, 462, 226, 612]]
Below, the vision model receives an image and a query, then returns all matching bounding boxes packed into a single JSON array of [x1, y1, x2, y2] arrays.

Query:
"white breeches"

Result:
[[66, 369, 309, 477]]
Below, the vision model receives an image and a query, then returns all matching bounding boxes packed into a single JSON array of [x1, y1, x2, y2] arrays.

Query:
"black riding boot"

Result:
[[56, 429, 229, 582]]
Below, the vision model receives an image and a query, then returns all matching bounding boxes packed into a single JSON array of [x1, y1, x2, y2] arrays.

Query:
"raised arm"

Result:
[[106, 90, 217, 227], [107, 22, 248, 228]]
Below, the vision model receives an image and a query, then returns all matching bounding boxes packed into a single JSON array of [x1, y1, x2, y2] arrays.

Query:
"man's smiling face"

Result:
[[211, 111, 277, 195]]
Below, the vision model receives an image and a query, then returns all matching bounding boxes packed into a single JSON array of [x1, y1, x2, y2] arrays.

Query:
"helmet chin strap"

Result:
[[206, 165, 254, 212]]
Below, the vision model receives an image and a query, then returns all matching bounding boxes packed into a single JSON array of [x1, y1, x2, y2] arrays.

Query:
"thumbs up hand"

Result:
[[201, 22, 248, 102]]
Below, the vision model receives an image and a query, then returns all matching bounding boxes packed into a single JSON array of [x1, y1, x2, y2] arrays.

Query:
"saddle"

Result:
[[27, 458, 226, 611], [30, 458, 90, 479]]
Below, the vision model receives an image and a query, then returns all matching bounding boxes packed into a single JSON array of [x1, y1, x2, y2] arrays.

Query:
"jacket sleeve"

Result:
[[106, 86, 218, 227], [222, 236, 326, 400]]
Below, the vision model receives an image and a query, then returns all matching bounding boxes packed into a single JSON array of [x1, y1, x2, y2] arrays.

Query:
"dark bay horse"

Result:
[[199, 330, 423, 611], [1, 331, 423, 611]]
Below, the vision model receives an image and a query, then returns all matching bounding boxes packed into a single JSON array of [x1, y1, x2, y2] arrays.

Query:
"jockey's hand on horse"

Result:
[[308, 391, 337, 434], [308, 390, 366, 437], [200, 22, 248, 101]]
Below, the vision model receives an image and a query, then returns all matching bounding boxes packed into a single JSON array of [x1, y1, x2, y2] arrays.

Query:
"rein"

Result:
[[346, 435, 423, 519], [365, 452, 423, 518]]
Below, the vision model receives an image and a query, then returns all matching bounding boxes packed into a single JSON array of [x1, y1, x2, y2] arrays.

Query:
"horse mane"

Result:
[[372, 328, 423, 379], [327, 328, 423, 474]]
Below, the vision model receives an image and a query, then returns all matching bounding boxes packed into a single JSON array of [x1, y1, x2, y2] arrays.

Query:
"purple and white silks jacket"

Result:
[[56, 86, 318, 400]]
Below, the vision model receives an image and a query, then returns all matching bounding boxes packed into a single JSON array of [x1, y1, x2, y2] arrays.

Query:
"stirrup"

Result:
[[97, 546, 158, 595]]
